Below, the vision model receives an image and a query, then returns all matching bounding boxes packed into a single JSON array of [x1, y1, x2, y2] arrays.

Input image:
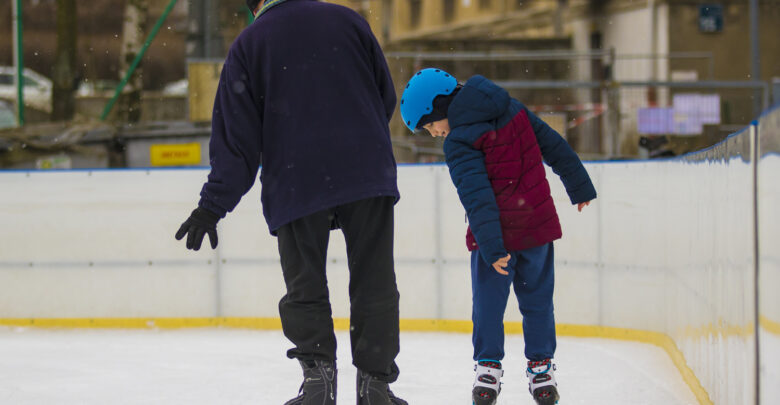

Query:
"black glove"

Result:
[[175, 207, 220, 250]]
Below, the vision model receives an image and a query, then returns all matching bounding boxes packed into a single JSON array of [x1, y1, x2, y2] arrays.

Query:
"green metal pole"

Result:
[[13, 0, 25, 126], [100, 0, 179, 121]]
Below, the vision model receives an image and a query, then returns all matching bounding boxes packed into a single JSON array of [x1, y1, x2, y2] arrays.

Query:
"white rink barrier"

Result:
[[758, 107, 780, 405], [1, 106, 779, 404]]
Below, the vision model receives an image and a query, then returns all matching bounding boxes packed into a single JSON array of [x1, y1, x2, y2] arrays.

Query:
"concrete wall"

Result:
[[388, 0, 548, 41], [668, 0, 780, 82]]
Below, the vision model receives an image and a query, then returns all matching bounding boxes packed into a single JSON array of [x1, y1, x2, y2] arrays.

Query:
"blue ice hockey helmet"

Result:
[[400, 68, 458, 132]]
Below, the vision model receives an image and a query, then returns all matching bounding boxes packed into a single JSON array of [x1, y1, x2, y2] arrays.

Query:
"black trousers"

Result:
[[276, 196, 400, 382]]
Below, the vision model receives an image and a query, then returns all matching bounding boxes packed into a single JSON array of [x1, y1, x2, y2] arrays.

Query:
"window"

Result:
[[24, 76, 40, 87], [443, 0, 455, 22], [0, 101, 16, 129], [0, 74, 41, 87], [382, 0, 392, 41], [409, 0, 422, 28]]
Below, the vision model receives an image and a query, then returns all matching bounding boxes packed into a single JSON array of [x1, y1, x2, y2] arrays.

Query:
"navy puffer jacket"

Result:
[[444, 76, 597, 265]]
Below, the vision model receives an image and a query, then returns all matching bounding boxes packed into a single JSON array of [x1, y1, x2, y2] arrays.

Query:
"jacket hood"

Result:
[[447, 75, 510, 128]]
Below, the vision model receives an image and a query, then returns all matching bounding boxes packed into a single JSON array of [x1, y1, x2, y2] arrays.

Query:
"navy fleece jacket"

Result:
[[198, 0, 399, 234]]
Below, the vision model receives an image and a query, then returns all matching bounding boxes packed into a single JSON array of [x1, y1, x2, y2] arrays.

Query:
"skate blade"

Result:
[[472, 396, 497, 405], [533, 396, 559, 405]]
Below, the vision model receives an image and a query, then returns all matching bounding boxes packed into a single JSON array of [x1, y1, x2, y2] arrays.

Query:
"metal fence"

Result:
[[387, 50, 771, 162]]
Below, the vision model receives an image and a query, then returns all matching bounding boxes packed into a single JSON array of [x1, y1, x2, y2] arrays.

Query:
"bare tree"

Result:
[[118, 0, 148, 123]]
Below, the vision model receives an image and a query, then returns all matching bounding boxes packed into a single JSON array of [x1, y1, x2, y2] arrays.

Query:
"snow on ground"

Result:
[[0, 327, 698, 404]]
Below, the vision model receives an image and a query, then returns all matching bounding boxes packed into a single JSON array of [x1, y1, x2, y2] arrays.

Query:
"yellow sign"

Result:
[[150, 143, 202, 167]]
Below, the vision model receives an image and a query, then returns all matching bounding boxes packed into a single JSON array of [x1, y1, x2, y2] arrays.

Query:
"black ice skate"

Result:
[[526, 359, 559, 405], [356, 369, 408, 405], [284, 360, 337, 405], [472, 360, 503, 405]]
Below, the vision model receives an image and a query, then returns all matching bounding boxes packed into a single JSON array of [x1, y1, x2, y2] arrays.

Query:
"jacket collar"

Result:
[[448, 75, 510, 128], [256, 0, 313, 19]]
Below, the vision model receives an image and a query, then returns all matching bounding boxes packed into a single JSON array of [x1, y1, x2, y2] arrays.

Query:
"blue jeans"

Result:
[[471, 243, 556, 362]]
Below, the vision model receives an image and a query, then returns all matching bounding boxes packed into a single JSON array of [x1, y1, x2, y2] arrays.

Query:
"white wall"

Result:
[[759, 110, 780, 405], [0, 163, 756, 404], [0, 165, 602, 323]]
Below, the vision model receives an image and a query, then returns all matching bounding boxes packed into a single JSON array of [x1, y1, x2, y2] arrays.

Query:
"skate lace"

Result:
[[358, 372, 372, 397], [526, 358, 558, 398], [473, 360, 503, 394], [478, 360, 501, 369], [527, 359, 553, 377], [294, 361, 335, 401], [359, 372, 403, 403]]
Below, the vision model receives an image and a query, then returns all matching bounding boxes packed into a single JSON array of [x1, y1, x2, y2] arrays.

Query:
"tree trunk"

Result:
[[118, 0, 148, 123], [51, 0, 78, 121]]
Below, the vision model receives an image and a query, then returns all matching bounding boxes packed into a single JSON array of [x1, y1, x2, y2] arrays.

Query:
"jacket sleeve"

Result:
[[525, 106, 597, 204], [444, 134, 507, 266], [198, 55, 262, 218]]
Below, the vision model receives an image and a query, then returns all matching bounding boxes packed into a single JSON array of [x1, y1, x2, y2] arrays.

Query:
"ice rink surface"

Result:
[[761, 330, 780, 404], [0, 327, 698, 404]]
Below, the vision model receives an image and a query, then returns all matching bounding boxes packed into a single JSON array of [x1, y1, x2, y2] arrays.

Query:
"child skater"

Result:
[[400, 68, 596, 405]]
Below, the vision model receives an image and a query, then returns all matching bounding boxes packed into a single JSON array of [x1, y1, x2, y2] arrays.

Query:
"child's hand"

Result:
[[492, 254, 511, 275], [577, 201, 591, 212]]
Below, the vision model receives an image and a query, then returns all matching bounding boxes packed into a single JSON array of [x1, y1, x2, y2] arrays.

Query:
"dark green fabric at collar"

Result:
[[255, 0, 298, 19]]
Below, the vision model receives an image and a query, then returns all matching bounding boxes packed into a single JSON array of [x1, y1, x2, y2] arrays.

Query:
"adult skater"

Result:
[[400, 68, 596, 405], [174, 1, 406, 404]]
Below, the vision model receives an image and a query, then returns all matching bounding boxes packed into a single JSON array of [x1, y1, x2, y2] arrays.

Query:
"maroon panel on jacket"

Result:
[[466, 109, 562, 253]]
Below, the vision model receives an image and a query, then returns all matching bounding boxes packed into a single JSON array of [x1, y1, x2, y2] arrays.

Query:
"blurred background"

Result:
[[0, 0, 778, 166]]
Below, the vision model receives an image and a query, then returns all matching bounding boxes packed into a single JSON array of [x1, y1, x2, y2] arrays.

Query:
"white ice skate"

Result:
[[526, 359, 559, 405], [472, 360, 503, 405]]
